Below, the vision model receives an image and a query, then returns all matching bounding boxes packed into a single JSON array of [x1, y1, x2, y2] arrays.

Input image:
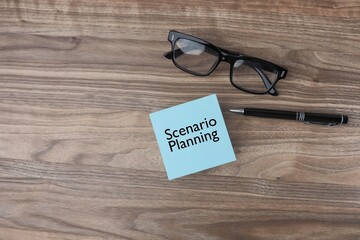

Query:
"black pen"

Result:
[[230, 108, 348, 126]]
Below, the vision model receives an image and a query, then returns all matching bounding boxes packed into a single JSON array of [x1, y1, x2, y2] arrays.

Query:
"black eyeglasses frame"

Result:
[[164, 30, 288, 96]]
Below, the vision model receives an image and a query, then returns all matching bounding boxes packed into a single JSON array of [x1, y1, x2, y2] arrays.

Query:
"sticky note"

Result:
[[149, 94, 236, 180]]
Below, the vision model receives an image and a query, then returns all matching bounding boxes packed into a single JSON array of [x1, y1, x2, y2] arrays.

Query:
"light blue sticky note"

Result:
[[149, 94, 236, 180]]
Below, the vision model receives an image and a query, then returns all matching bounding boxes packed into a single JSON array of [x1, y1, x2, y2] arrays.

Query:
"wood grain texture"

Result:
[[0, 0, 360, 239]]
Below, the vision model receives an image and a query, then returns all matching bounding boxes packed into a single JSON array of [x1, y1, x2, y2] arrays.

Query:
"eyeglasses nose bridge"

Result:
[[220, 53, 237, 65]]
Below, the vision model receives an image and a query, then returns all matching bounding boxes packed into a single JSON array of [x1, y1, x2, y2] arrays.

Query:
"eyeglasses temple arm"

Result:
[[163, 51, 172, 59], [164, 48, 190, 59], [164, 45, 216, 59], [253, 67, 278, 96]]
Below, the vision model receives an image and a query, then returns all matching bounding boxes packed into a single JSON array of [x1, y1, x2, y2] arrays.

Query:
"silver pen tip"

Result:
[[229, 109, 245, 114]]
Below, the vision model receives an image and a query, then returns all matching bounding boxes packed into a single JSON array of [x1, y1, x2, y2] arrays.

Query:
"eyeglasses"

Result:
[[164, 30, 288, 96]]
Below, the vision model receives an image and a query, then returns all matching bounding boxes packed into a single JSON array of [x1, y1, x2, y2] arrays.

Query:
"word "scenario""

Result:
[[165, 118, 219, 152]]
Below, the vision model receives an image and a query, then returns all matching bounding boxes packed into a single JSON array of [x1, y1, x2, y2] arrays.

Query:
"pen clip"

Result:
[[303, 121, 338, 126]]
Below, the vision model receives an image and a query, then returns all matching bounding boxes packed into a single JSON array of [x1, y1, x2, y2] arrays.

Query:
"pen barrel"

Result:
[[244, 108, 296, 120]]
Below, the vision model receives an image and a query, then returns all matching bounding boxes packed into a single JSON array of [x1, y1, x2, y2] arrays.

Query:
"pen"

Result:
[[229, 108, 348, 126]]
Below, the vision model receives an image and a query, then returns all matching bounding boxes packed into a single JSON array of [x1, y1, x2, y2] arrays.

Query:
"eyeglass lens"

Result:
[[174, 38, 219, 75], [232, 60, 278, 93]]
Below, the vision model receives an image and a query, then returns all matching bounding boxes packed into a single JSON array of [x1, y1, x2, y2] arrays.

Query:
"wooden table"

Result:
[[1, 1, 360, 239]]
